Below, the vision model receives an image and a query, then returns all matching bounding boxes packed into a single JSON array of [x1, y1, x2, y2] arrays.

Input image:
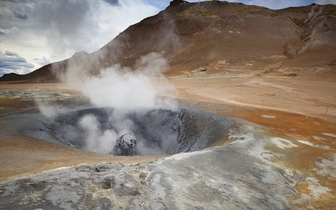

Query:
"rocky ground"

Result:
[[0, 129, 302, 210], [0, 80, 335, 209]]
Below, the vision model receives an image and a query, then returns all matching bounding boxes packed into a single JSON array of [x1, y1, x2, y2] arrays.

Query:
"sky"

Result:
[[0, 0, 335, 76]]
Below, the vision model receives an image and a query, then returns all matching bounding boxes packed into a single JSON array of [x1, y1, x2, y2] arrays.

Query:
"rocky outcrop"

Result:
[[113, 133, 139, 156]]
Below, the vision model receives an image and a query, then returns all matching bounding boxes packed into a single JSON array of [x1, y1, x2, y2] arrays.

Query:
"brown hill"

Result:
[[1, 0, 335, 82]]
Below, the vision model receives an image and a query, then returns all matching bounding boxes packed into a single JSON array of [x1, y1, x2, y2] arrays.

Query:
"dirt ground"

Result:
[[0, 75, 336, 207], [1, 74, 336, 180], [168, 71, 336, 120], [170, 74, 336, 208], [0, 136, 162, 181]]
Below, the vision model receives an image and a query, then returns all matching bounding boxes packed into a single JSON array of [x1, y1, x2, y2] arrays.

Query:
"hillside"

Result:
[[1, 0, 335, 82]]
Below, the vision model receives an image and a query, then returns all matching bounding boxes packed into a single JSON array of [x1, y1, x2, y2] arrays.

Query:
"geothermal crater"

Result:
[[26, 108, 233, 156]]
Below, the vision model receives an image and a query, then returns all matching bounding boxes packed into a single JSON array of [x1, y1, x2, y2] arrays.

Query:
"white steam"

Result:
[[79, 115, 118, 154], [37, 101, 69, 118], [78, 53, 176, 111], [38, 52, 177, 155], [305, 4, 323, 24], [82, 69, 157, 109], [76, 53, 176, 154]]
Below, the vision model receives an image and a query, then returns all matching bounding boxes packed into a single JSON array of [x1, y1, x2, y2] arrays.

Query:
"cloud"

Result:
[[33, 56, 50, 66], [187, 0, 319, 10], [237, 0, 313, 9], [13, 10, 28, 19], [0, 0, 160, 75], [314, 0, 336, 5], [32, 0, 92, 58], [224, 0, 335, 9], [187, 0, 336, 8], [30, 0, 160, 60], [103, 0, 120, 6], [33, 0, 91, 38], [0, 50, 34, 76], [144, 0, 171, 10], [0, 0, 35, 2], [0, 26, 18, 35], [0, 0, 35, 21]]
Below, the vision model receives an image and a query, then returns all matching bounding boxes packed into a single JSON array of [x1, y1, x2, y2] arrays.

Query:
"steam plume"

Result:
[[38, 52, 177, 154]]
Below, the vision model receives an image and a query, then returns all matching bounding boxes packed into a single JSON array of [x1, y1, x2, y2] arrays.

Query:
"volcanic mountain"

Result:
[[1, 0, 335, 82]]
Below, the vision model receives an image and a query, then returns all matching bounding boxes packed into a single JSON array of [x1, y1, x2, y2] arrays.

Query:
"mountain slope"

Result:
[[1, 0, 335, 82]]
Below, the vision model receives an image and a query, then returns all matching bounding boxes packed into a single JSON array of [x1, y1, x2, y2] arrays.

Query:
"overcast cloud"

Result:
[[0, 0, 159, 76], [0, 50, 34, 75], [0, 0, 335, 76]]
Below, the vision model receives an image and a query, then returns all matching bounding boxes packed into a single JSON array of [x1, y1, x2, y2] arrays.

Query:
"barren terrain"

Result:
[[1, 72, 336, 208], [1, 1, 336, 209]]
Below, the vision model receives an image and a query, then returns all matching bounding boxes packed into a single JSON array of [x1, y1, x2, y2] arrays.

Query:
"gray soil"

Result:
[[22, 107, 234, 156], [0, 116, 297, 210]]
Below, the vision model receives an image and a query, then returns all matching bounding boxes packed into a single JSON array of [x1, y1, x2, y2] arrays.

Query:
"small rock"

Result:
[[261, 115, 276, 119], [288, 73, 297, 77], [114, 163, 124, 170], [116, 183, 140, 196], [198, 67, 206, 71], [139, 172, 148, 185], [75, 163, 96, 172], [95, 162, 114, 172], [94, 197, 113, 209], [102, 177, 114, 189]]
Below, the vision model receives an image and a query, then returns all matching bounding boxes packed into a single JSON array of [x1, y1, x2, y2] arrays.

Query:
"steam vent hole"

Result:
[[38, 108, 233, 156]]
